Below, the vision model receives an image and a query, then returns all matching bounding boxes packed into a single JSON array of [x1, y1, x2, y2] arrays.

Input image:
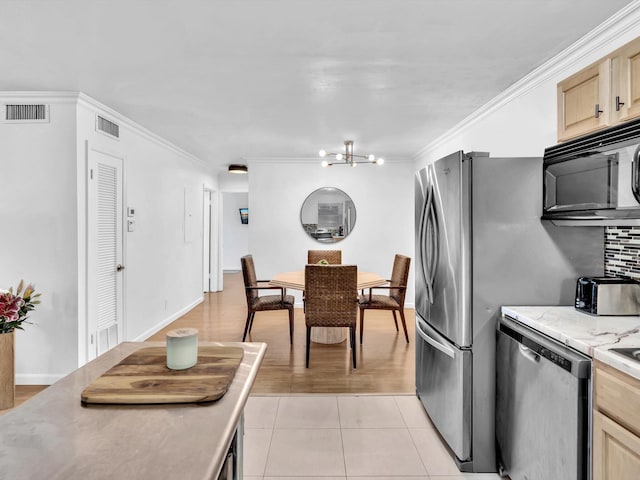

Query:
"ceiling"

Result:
[[0, 1, 634, 171]]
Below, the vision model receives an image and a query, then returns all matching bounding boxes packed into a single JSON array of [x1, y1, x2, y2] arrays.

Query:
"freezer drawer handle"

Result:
[[416, 317, 455, 358]]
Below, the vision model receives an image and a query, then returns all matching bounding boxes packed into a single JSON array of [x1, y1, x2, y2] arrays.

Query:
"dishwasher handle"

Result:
[[519, 345, 540, 364]]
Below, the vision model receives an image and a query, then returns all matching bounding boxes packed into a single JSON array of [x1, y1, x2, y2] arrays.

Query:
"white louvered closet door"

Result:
[[87, 149, 124, 361]]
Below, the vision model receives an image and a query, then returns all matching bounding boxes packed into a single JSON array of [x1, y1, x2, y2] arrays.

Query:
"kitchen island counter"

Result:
[[502, 306, 640, 380], [0, 341, 266, 480]]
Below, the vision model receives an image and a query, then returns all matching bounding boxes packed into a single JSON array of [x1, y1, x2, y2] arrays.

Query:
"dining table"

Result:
[[270, 269, 386, 344]]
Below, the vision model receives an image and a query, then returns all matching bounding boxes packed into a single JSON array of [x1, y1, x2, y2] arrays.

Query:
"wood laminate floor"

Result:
[[3, 272, 415, 415], [148, 272, 416, 394], [0, 385, 48, 415]]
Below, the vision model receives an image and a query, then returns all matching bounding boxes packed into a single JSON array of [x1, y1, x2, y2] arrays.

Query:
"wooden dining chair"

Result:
[[241, 255, 295, 344], [304, 264, 358, 368], [358, 254, 411, 344], [307, 250, 342, 265]]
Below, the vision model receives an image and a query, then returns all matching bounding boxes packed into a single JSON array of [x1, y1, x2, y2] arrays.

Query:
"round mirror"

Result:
[[300, 187, 356, 243]]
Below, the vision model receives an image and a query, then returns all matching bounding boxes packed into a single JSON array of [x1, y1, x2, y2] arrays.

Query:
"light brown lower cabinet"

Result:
[[593, 361, 640, 480], [593, 410, 640, 480]]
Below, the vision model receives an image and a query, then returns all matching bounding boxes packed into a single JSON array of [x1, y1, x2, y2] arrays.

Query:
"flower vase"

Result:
[[0, 331, 15, 410]]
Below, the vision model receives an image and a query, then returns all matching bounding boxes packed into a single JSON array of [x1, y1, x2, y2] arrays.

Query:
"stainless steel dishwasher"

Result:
[[496, 315, 591, 480]]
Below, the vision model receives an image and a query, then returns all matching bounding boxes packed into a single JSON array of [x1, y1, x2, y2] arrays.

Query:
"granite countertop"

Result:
[[501, 306, 640, 380]]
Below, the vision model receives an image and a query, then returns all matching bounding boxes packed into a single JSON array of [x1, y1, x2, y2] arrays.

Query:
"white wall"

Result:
[[415, 5, 640, 167], [248, 160, 415, 306], [76, 96, 218, 354], [223, 192, 249, 271], [0, 96, 79, 384], [1, 92, 218, 383], [219, 171, 249, 192]]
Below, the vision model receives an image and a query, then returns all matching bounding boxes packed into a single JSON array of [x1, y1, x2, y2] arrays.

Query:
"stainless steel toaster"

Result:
[[575, 276, 640, 316]]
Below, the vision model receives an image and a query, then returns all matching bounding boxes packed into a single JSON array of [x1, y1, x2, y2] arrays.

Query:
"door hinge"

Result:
[[90, 334, 94, 344], [90, 168, 94, 180]]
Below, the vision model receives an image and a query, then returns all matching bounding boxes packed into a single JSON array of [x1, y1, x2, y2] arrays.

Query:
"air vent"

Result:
[[96, 115, 120, 139], [4, 104, 49, 123]]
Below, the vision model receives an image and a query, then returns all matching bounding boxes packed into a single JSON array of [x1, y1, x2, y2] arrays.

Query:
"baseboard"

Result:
[[133, 295, 204, 341], [16, 373, 64, 386]]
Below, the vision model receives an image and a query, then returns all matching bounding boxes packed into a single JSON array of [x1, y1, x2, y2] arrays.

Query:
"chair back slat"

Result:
[[389, 254, 411, 306], [241, 255, 259, 302], [305, 264, 357, 328], [307, 250, 342, 265]]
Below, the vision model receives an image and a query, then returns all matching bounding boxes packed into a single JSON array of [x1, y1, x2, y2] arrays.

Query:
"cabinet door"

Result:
[[614, 37, 640, 123], [595, 361, 640, 435], [557, 59, 611, 141], [593, 410, 640, 480]]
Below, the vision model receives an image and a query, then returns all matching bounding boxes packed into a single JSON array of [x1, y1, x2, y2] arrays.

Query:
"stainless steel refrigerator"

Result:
[[414, 151, 603, 472]]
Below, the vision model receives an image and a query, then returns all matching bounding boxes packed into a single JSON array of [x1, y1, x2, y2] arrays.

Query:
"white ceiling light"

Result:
[[318, 140, 384, 167]]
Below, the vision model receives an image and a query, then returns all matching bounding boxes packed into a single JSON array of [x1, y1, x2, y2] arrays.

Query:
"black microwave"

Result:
[[542, 118, 640, 224]]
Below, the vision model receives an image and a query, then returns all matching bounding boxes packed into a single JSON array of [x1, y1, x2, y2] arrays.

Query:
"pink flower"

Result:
[[0, 291, 24, 322]]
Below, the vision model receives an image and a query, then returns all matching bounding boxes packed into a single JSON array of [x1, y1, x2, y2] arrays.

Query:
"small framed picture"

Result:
[[239, 208, 248, 224]]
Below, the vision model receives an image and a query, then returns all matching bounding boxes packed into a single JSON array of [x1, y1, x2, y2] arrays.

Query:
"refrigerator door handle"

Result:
[[428, 187, 439, 292], [416, 316, 455, 358], [420, 182, 434, 303]]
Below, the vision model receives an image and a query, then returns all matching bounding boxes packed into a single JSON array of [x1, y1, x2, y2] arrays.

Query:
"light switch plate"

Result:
[[127, 220, 135, 232], [127, 207, 135, 217]]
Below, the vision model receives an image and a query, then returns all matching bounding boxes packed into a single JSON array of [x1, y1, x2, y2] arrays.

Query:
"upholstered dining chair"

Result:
[[304, 264, 358, 368], [307, 249, 342, 265], [358, 254, 411, 344], [241, 255, 295, 344]]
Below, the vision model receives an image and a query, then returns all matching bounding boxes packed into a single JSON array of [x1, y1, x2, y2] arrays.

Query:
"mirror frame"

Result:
[[300, 187, 356, 243]]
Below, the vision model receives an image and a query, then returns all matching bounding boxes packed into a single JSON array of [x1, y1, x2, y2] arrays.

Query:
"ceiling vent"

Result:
[[4, 104, 49, 123], [96, 115, 120, 139]]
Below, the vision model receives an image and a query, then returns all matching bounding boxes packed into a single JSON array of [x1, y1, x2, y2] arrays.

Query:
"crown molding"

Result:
[[0, 91, 80, 103], [0, 90, 207, 169], [75, 93, 207, 168], [414, 0, 640, 160]]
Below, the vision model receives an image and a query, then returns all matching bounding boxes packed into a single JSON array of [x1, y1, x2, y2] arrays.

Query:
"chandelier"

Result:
[[319, 140, 384, 167]]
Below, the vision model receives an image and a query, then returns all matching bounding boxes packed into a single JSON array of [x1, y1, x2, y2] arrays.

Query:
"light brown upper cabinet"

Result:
[[613, 37, 640, 124], [557, 60, 611, 141], [557, 37, 640, 142]]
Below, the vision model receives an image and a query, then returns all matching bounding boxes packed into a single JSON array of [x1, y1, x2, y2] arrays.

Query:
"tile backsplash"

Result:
[[605, 226, 640, 280]]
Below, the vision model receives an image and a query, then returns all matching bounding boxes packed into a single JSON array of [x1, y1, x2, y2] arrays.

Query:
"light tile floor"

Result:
[[243, 395, 501, 480]]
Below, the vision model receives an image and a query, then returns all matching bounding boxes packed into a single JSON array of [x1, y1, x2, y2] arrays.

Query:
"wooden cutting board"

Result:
[[81, 346, 244, 405]]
